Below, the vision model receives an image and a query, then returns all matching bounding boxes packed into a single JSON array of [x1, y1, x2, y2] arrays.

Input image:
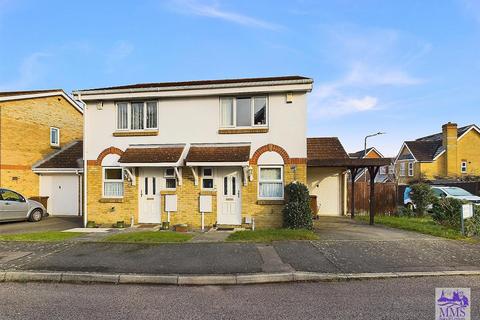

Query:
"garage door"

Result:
[[307, 168, 343, 216], [39, 174, 80, 216]]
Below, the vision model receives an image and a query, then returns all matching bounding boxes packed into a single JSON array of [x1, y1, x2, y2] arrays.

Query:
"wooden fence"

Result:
[[347, 182, 397, 215]]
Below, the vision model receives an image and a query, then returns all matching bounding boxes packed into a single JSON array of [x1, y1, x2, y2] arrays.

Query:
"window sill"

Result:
[[99, 198, 124, 203], [257, 199, 285, 205], [218, 128, 268, 134], [113, 130, 159, 137]]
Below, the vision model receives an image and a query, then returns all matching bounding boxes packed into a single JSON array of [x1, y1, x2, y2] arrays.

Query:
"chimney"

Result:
[[442, 122, 458, 176]]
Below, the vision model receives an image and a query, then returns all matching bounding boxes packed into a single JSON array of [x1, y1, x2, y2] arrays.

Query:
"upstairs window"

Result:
[[220, 96, 267, 128], [165, 168, 176, 189], [379, 166, 387, 175], [50, 127, 60, 147], [399, 163, 406, 177], [461, 161, 468, 173], [116, 101, 158, 131]]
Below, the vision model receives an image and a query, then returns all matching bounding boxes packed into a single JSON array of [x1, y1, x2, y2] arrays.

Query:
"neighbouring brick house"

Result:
[[395, 122, 480, 184], [74, 76, 314, 228], [0, 90, 83, 215]]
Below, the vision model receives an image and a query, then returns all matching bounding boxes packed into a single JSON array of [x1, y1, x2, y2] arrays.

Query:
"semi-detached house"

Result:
[[74, 76, 315, 229]]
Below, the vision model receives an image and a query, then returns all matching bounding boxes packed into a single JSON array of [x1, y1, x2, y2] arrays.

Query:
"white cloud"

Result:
[[169, 0, 282, 30], [0, 52, 51, 90], [309, 25, 427, 119]]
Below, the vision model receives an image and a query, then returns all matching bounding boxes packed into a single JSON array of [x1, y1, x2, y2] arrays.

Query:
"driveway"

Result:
[[0, 216, 82, 234], [313, 216, 435, 240]]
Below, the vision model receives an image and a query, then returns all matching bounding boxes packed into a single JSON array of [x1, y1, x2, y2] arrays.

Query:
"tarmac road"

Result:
[[0, 275, 478, 320]]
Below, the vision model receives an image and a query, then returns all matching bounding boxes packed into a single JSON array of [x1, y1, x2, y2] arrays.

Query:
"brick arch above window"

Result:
[[250, 144, 290, 165], [87, 147, 124, 166]]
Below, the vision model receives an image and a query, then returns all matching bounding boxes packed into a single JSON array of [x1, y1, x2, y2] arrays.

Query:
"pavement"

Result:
[[0, 216, 82, 234], [1, 276, 478, 319], [1, 216, 480, 285]]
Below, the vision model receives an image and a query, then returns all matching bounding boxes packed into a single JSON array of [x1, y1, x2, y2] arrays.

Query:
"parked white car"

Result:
[[431, 186, 480, 205], [0, 188, 47, 222]]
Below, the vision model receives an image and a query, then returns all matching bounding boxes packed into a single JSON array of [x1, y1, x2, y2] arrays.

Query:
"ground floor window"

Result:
[[258, 166, 284, 199], [202, 167, 214, 190], [165, 168, 176, 189], [103, 167, 124, 197]]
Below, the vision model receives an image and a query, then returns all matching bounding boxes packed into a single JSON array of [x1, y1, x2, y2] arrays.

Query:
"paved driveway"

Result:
[[0, 216, 82, 234], [314, 216, 435, 240]]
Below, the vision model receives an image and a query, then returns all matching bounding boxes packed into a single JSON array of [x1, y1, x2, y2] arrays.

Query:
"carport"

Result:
[[307, 157, 392, 225]]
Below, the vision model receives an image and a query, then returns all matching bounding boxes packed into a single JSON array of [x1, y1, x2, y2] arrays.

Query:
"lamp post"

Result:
[[364, 132, 386, 158]]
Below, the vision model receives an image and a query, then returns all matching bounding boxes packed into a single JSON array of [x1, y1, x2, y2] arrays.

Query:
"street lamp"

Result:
[[364, 132, 386, 158]]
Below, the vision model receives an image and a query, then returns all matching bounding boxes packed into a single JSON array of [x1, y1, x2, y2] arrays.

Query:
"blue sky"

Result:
[[1, 0, 479, 156]]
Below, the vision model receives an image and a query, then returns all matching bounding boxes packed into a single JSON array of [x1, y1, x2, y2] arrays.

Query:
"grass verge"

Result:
[[103, 231, 193, 243], [0, 231, 84, 242], [356, 215, 468, 240], [227, 229, 318, 242]]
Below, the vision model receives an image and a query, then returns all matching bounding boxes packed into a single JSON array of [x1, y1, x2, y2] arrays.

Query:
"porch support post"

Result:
[[174, 167, 182, 186], [349, 167, 359, 219], [367, 166, 380, 225]]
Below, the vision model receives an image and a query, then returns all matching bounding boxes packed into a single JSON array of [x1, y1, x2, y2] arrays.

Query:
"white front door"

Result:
[[217, 168, 242, 225], [139, 168, 161, 224]]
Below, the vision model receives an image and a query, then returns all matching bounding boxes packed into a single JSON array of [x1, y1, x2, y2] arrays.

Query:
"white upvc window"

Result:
[[258, 166, 284, 200], [116, 101, 158, 131], [220, 96, 268, 128], [408, 162, 414, 177], [461, 161, 468, 173], [165, 168, 176, 190], [201, 167, 214, 190], [103, 167, 124, 198], [50, 127, 60, 147], [399, 163, 406, 177]]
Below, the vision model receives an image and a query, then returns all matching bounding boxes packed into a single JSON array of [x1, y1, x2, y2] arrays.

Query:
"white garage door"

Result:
[[40, 174, 80, 216], [307, 168, 343, 216]]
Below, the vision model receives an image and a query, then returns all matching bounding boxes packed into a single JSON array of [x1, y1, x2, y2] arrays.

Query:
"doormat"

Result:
[[216, 227, 235, 231], [137, 224, 159, 228]]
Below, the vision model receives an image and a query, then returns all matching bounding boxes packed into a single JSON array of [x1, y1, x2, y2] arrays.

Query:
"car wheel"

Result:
[[406, 203, 414, 211], [29, 209, 43, 222]]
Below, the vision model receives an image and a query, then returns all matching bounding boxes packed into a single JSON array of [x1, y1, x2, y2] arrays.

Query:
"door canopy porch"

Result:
[[185, 143, 251, 186]]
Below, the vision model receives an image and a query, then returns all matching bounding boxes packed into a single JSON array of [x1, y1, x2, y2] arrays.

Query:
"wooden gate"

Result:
[[347, 182, 397, 215]]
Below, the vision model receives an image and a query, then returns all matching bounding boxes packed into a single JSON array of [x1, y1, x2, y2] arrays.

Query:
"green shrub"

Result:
[[431, 197, 463, 228], [396, 206, 414, 217], [283, 182, 313, 230], [410, 183, 435, 216], [431, 198, 480, 236]]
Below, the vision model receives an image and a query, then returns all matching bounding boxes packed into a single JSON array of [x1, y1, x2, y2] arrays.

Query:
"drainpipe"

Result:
[[76, 93, 88, 228]]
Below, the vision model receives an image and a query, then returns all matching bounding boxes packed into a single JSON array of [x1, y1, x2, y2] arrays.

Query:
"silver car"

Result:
[[0, 188, 47, 222]]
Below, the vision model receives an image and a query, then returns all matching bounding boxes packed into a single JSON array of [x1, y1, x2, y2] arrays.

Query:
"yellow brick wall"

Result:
[[0, 95, 83, 197], [457, 130, 480, 176], [86, 164, 138, 226], [241, 164, 307, 229], [420, 153, 446, 179], [86, 163, 307, 229]]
